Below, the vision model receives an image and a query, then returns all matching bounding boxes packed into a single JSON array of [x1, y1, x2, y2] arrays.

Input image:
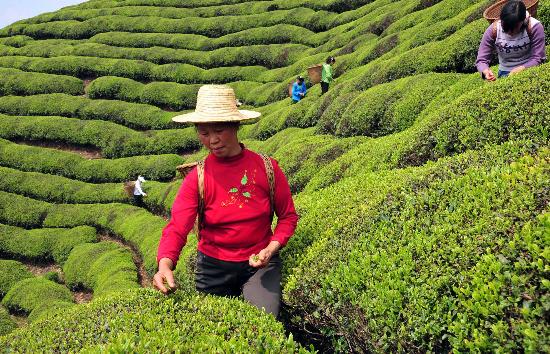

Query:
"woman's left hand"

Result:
[[249, 241, 281, 268], [510, 65, 526, 75]]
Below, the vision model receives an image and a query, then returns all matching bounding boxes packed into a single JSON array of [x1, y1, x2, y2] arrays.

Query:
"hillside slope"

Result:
[[0, 0, 548, 352]]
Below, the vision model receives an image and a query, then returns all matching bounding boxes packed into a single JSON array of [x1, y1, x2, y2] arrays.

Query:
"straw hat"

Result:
[[172, 85, 261, 123], [483, 0, 539, 23]]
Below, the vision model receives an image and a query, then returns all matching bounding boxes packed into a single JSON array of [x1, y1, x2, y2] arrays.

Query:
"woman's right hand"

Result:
[[153, 258, 176, 294], [483, 68, 496, 81]]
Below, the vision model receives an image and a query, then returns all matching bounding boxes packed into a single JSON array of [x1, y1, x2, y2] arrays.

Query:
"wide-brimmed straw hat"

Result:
[[172, 85, 261, 123]]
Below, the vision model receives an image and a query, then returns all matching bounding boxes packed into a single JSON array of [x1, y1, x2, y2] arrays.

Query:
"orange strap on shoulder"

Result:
[[259, 153, 275, 220], [526, 16, 533, 39], [196, 159, 205, 235]]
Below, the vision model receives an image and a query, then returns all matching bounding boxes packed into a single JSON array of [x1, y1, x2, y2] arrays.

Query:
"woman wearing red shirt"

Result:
[[153, 85, 298, 316]]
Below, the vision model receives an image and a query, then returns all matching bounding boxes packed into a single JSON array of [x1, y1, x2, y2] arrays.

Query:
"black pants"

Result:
[[321, 81, 329, 94], [133, 194, 144, 207], [195, 251, 282, 316]]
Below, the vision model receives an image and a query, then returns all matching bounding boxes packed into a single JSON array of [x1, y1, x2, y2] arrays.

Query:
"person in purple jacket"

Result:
[[476, 1, 546, 81]]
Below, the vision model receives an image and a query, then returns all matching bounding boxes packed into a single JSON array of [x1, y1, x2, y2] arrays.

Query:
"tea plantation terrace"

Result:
[[0, 0, 548, 351]]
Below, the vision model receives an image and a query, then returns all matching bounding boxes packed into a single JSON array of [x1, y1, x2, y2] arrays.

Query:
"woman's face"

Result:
[[196, 123, 240, 158]]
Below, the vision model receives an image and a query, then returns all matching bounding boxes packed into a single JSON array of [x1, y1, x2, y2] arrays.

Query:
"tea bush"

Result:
[[240, 93, 331, 141], [0, 94, 176, 129], [90, 31, 213, 50], [0, 0, 548, 351], [184, 24, 320, 48], [384, 0, 489, 55], [0, 35, 32, 48], [63, 241, 139, 297], [313, 0, 429, 70], [5, 146, 164, 226], [539, 2, 550, 32], [139, 179, 181, 215], [24, 3, 307, 24], [0, 166, 127, 203], [282, 155, 431, 281], [88, 76, 199, 110], [334, 73, 462, 137], [78, 0, 374, 13], [0, 166, 174, 215], [23, 3, 271, 23], [244, 106, 291, 140], [0, 306, 16, 336], [316, 88, 359, 134], [385, 0, 483, 35], [0, 138, 183, 182], [0, 191, 50, 228], [230, 80, 290, 106], [0, 224, 97, 265], [430, 72, 550, 159], [0, 55, 268, 84], [340, 18, 487, 92], [284, 143, 549, 351], [1, 9, 331, 39], [44, 206, 165, 275], [307, 63, 549, 192], [0, 114, 199, 158], [0, 55, 154, 81], [273, 134, 367, 192], [243, 127, 316, 156], [0, 289, 312, 353], [26, 300, 75, 323], [1, 269, 65, 329], [0, 67, 83, 96], [448, 212, 550, 352], [2, 277, 73, 316], [7, 40, 309, 69], [0, 191, 165, 275], [0, 260, 33, 298]]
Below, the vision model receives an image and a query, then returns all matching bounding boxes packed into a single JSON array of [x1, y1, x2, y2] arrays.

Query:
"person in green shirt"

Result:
[[321, 56, 335, 95]]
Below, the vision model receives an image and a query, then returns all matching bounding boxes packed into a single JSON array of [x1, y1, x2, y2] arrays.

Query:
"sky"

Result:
[[0, 0, 87, 29]]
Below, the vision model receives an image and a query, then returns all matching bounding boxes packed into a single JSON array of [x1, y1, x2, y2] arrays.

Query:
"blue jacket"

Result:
[[291, 82, 307, 101]]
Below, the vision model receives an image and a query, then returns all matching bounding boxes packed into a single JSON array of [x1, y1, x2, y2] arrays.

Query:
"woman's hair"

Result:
[[500, 1, 526, 34], [325, 56, 335, 64]]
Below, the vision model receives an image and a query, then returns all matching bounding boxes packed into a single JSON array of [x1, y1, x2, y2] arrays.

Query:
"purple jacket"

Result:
[[476, 17, 546, 72]]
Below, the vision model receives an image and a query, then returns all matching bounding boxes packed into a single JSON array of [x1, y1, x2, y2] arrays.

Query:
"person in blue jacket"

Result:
[[291, 76, 307, 103]]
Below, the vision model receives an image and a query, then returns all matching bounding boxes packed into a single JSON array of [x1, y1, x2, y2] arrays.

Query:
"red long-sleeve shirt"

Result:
[[157, 147, 298, 265]]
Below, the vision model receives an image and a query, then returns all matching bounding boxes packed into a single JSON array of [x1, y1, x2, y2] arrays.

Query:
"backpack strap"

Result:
[[491, 20, 498, 41], [176, 162, 198, 178], [526, 16, 533, 41], [196, 159, 205, 234], [258, 153, 275, 220]]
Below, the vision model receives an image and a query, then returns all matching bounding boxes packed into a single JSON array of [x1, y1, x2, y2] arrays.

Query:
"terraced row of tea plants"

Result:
[[0, 0, 548, 352]]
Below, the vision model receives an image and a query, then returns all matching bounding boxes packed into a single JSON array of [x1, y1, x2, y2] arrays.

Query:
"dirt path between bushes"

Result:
[[21, 260, 93, 304], [99, 231, 152, 288], [82, 76, 95, 98], [14, 139, 102, 159], [9, 314, 28, 327], [24, 260, 62, 277]]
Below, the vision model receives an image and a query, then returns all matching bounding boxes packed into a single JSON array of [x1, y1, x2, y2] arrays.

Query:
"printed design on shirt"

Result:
[[496, 40, 531, 54], [221, 169, 257, 208]]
